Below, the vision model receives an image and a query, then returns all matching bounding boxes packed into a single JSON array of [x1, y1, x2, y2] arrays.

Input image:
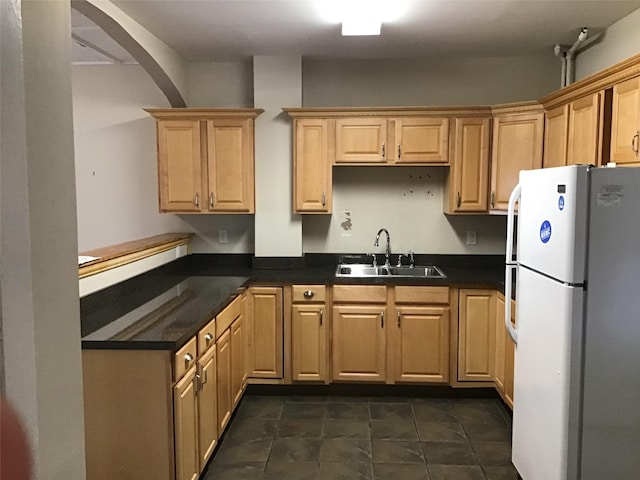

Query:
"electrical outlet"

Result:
[[218, 229, 228, 244], [466, 230, 477, 246]]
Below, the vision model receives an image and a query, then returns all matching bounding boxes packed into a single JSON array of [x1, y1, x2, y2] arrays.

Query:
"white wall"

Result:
[[303, 55, 559, 106], [72, 64, 184, 251], [576, 7, 640, 81], [74, 54, 561, 256], [303, 167, 506, 254], [73, 64, 256, 254]]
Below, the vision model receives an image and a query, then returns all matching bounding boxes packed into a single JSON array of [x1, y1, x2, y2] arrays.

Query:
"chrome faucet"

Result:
[[374, 228, 391, 266]]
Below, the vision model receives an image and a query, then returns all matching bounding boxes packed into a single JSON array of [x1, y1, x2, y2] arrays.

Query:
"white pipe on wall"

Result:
[[566, 28, 589, 85]]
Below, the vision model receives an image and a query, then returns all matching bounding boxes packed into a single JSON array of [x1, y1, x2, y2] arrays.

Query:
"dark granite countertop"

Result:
[[80, 253, 508, 352]]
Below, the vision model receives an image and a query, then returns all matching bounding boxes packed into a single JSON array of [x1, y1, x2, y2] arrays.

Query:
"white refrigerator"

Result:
[[505, 165, 640, 480]]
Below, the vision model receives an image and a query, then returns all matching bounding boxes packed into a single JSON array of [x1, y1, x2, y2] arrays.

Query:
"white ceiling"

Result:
[[72, 0, 640, 63]]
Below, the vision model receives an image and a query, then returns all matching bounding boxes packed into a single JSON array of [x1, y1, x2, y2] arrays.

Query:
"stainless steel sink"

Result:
[[335, 263, 446, 278]]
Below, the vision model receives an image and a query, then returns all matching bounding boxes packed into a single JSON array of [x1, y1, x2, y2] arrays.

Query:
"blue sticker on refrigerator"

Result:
[[539, 220, 552, 243], [558, 196, 565, 211]]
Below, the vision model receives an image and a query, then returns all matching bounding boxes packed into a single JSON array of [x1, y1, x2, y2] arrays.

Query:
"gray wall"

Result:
[[303, 55, 559, 106], [576, 7, 640, 81]]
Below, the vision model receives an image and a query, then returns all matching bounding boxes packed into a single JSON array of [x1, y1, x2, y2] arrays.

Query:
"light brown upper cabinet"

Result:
[[146, 109, 263, 214], [544, 94, 604, 168], [490, 104, 544, 211], [543, 105, 569, 168], [336, 117, 387, 163], [292, 118, 333, 213], [444, 117, 491, 214], [336, 116, 449, 165], [610, 76, 640, 165]]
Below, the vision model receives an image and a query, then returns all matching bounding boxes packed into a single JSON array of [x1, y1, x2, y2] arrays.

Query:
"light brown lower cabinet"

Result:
[[247, 286, 284, 379], [231, 314, 246, 407], [174, 367, 199, 480], [291, 304, 328, 382], [457, 289, 496, 381], [216, 328, 232, 434], [332, 304, 387, 382], [391, 305, 450, 383], [197, 345, 218, 467], [494, 293, 516, 409]]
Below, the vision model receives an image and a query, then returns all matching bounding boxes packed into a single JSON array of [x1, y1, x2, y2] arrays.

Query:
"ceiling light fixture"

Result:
[[316, 0, 411, 37]]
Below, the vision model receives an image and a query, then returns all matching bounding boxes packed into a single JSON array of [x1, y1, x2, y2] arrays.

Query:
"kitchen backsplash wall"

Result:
[[303, 167, 507, 255]]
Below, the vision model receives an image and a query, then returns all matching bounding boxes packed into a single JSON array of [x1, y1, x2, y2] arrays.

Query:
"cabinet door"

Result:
[[447, 117, 490, 213], [494, 294, 507, 393], [332, 305, 386, 382], [335, 118, 387, 163], [567, 93, 601, 166], [394, 117, 449, 164], [216, 329, 232, 434], [206, 119, 254, 213], [458, 289, 495, 381], [291, 304, 327, 382], [504, 299, 516, 409], [248, 287, 284, 379], [173, 367, 199, 480], [392, 306, 450, 383], [543, 105, 569, 168], [157, 120, 203, 212], [490, 112, 544, 210], [610, 76, 640, 164], [294, 119, 332, 213], [197, 346, 217, 469], [231, 315, 246, 408]]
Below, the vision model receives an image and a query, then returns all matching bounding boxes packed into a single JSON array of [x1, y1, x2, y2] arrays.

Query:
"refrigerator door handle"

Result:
[[506, 183, 521, 265], [504, 183, 521, 344], [504, 264, 518, 344]]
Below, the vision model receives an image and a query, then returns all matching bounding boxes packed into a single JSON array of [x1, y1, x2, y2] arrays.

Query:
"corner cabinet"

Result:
[[145, 109, 263, 214], [490, 103, 544, 211]]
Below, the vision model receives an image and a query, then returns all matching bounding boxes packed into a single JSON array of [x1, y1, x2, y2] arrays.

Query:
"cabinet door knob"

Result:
[[633, 131, 639, 155], [321, 192, 326, 207], [319, 308, 324, 326], [303, 290, 315, 299], [490, 192, 496, 209], [381, 311, 385, 328], [184, 353, 194, 363], [398, 144, 401, 158], [194, 193, 200, 208], [456, 192, 461, 208], [382, 143, 385, 159], [205, 332, 213, 343], [209, 192, 214, 208], [397, 311, 401, 327]]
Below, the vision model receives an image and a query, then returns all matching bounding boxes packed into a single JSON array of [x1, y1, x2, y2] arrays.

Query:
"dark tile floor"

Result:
[[201, 395, 519, 480]]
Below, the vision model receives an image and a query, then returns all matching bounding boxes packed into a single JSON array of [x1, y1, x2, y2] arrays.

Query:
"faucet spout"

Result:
[[374, 228, 391, 265]]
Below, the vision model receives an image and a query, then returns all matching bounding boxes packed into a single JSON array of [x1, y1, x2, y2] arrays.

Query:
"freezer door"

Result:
[[512, 266, 584, 480], [518, 166, 589, 284]]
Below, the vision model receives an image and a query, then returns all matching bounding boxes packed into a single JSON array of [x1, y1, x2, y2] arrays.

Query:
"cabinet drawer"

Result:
[[333, 285, 386, 303], [198, 317, 216, 355], [395, 286, 449, 304], [174, 336, 197, 381], [216, 295, 242, 338], [292, 285, 326, 303]]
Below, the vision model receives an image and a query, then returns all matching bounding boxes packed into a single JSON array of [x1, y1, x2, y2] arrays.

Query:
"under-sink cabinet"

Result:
[[390, 286, 450, 384]]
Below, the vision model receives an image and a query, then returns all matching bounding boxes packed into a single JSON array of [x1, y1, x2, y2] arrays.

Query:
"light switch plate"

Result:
[[466, 230, 477, 245], [218, 229, 228, 244]]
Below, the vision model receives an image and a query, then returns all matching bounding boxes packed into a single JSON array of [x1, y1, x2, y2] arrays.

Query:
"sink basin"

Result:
[[335, 263, 446, 278]]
